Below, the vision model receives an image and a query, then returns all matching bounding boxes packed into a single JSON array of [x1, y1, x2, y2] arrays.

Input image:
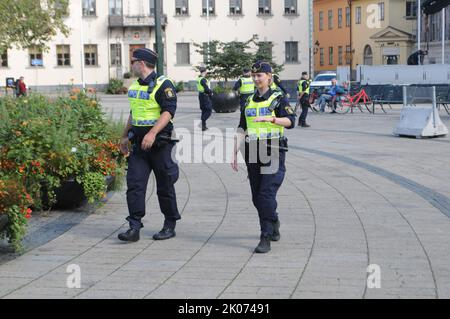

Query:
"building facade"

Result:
[[351, 0, 417, 69], [0, 0, 309, 91], [313, 0, 351, 74], [422, 4, 450, 65]]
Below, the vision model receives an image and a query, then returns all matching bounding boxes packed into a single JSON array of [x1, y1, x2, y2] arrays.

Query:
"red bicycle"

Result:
[[334, 88, 373, 114]]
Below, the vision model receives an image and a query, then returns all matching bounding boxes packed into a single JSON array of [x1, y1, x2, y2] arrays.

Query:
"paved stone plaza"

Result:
[[1, 93, 450, 299]]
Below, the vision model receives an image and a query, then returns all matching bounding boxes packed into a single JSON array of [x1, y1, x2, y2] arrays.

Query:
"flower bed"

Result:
[[0, 91, 126, 251]]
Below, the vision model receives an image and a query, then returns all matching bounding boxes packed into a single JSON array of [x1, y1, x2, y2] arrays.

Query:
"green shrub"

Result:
[[174, 81, 184, 93], [106, 78, 125, 94]]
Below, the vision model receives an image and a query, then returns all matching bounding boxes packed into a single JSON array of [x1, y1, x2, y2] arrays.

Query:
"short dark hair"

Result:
[[302, 71, 308, 75], [143, 61, 155, 69]]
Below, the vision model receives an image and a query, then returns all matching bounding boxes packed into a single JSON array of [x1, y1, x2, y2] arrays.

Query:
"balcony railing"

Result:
[[108, 15, 167, 27]]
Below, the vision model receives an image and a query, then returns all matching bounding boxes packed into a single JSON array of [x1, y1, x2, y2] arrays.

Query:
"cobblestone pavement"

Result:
[[1, 93, 449, 299]]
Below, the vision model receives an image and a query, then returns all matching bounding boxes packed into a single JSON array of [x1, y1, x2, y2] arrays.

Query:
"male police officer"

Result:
[[197, 67, 213, 131], [118, 48, 181, 242], [297, 72, 311, 128], [233, 67, 255, 112]]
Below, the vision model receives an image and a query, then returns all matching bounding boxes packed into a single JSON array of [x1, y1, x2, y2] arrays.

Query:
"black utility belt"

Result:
[[244, 136, 288, 151]]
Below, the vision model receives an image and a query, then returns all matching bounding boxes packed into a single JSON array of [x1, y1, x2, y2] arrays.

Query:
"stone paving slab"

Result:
[[0, 94, 449, 299]]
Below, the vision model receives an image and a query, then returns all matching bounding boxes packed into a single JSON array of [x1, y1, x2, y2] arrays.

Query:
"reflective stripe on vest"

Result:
[[298, 80, 311, 94], [245, 91, 285, 141], [239, 77, 255, 95], [196, 76, 210, 93], [128, 76, 173, 127]]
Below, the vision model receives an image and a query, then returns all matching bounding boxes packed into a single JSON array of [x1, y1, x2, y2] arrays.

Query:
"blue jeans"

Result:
[[318, 94, 333, 112]]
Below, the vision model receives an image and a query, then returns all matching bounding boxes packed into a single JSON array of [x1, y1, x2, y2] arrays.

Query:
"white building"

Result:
[[0, 0, 310, 92]]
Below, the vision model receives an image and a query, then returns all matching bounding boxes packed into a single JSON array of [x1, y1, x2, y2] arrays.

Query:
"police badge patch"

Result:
[[285, 106, 295, 115], [164, 88, 175, 99]]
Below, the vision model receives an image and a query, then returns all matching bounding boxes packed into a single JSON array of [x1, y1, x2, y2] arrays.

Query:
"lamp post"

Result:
[[154, 0, 164, 74], [442, 7, 446, 64], [418, 0, 421, 64]]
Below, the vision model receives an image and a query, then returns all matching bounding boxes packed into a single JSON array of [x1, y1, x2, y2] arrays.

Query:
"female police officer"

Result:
[[231, 61, 296, 253]]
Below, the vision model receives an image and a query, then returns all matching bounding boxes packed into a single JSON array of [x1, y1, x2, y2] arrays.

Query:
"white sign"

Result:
[[382, 47, 400, 56]]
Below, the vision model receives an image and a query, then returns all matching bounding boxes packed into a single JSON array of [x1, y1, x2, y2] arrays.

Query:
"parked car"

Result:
[[310, 72, 337, 95]]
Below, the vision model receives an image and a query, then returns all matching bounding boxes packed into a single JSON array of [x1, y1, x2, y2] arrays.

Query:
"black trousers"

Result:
[[246, 150, 286, 237], [126, 142, 181, 230], [199, 93, 212, 126], [299, 96, 310, 124]]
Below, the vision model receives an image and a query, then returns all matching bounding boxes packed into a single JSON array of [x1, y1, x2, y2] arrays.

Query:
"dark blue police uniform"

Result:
[[198, 73, 213, 130], [238, 88, 296, 240], [126, 71, 181, 231]]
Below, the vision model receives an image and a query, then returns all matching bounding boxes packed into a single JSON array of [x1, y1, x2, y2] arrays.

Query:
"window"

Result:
[[149, 0, 164, 15], [1, 50, 7, 67], [329, 47, 333, 65], [406, 1, 417, 19], [82, 0, 96, 16], [109, 0, 122, 15], [364, 45, 373, 65], [379, 2, 385, 21], [229, 0, 242, 15], [110, 43, 122, 66], [320, 48, 324, 66], [328, 10, 333, 29], [338, 46, 343, 65], [319, 11, 323, 31], [258, 0, 271, 15], [356, 6, 361, 24], [56, 45, 70, 66], [202, 0, 215, 15], [176, 43, 190, 65], [29, 46, 43, 67], [175, 0, 189, 16], [285, 41, 298, 63], [346, 45, 351, 65], [284, 0, 297, 15], [338, 8, 343, 28], [346, 7, 351, 27], [84, 44, 98, 66]]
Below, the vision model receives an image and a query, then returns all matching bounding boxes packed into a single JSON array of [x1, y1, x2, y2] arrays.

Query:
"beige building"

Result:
[[351, 0, 417, 69], [0, 0, 309, 91]]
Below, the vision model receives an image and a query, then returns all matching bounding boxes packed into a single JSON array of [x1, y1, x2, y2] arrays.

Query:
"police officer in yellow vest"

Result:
[[197, 67, 213, 131], [118, 48, 180, 242], [233, 67, 255, 111], [231, 61, 296, 254], [297, 71, 311, 128]]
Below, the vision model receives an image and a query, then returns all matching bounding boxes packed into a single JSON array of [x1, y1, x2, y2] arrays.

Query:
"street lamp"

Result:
[[154, 0, 164, 74]]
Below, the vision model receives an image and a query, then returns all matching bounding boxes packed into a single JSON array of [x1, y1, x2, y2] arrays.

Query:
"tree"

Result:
[[194, 35, 284, 86], [0, 0, 70, 51]]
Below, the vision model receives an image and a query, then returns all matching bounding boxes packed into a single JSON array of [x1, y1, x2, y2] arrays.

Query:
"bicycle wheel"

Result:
[[334, 98, 351, 114]]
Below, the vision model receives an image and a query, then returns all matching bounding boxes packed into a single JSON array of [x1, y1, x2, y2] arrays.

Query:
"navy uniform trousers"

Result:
[[199, 93, 212, 126], [126, 141, 181, 230], [246, 149, 286, 237]]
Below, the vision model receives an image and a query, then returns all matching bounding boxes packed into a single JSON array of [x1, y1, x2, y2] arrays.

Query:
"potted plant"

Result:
[[0, 91, 127, 250], [195, 36, 284, 113]]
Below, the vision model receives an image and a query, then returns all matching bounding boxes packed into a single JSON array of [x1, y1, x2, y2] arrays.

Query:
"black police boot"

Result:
[[202, 125, 208, 131], [301, 122, 311, 128], [270, 219, 281, 242], [118, 228, 140, 242], [153, 227, 176, 240], [254, 235, 271, 254]]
